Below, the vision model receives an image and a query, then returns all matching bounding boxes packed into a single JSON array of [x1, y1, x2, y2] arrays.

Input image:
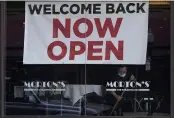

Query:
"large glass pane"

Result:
[[85, 3, 170, 117], [4, 1, 171, 117], [5, 1, 86, 116]]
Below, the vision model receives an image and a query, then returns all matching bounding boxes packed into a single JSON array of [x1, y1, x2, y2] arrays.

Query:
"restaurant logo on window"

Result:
[[106, 81, 150, 92], [23, 81, 66, 92]]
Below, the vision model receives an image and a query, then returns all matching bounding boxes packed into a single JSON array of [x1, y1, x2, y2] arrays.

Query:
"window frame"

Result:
[[0, 1, 174, 118]]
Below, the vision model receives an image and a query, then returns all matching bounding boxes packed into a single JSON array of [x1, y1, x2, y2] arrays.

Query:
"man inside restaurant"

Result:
[[105, 66, 136, 116]]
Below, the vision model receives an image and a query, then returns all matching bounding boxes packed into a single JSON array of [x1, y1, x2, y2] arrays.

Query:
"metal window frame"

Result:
[[0, 1, 6, 117], [0, 1, 174, 118], [170, 2, 174, 118]]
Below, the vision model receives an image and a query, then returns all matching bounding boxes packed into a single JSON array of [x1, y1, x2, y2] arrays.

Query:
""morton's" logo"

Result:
[[106, 81, 150, 92], [23, 81, 66, 92]]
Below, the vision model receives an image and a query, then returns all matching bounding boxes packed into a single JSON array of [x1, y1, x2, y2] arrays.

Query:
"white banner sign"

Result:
[[24, 2, 149, 64]]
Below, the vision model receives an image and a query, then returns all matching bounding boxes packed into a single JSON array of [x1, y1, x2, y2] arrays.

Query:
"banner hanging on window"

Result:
[[24, 2, 149, 64]]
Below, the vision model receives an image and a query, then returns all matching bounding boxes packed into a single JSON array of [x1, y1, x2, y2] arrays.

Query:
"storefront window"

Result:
[[4, 1, 170, 117]]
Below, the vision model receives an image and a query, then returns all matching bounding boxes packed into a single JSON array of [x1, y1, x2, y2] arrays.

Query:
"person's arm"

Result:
[[110, 91, 122, 101]]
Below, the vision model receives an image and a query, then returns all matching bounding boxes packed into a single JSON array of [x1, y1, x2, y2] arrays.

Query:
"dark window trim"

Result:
[[0, 1, 174, 118]]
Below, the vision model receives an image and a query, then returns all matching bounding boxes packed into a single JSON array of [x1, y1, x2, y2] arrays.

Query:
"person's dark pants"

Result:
[[105, 94, 125, 116]]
